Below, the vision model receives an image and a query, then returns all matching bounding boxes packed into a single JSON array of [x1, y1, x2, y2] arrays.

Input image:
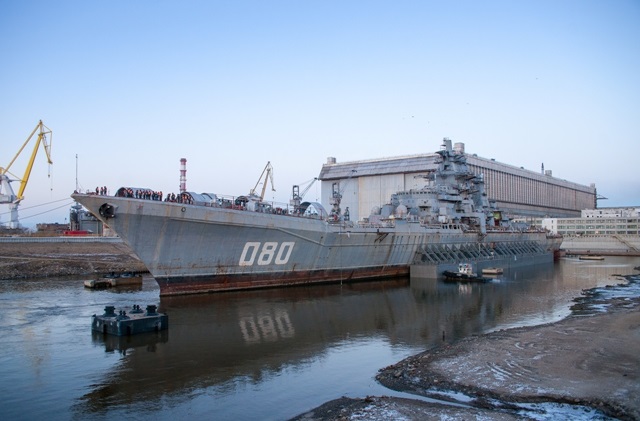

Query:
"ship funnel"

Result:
[[453, 142, 465, 155]]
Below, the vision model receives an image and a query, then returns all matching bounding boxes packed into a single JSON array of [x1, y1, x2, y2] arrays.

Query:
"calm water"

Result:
[[1, 256, 638, 421]]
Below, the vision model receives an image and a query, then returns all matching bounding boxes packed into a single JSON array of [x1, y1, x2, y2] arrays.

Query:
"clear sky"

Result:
[[1, 0, 639, 227]]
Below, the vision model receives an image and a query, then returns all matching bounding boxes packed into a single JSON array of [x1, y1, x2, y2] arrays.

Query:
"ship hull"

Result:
[[72, 193, 560, 295]]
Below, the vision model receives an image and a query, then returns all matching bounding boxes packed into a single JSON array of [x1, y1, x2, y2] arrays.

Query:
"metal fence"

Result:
[[0, 236, 122, 244]]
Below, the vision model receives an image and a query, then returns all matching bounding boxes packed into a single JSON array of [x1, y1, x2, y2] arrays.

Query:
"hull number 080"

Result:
[[239, 241, 295, 266]]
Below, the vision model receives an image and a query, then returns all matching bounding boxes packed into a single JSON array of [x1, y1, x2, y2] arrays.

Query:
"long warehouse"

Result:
[[318, 139, 596, 221]]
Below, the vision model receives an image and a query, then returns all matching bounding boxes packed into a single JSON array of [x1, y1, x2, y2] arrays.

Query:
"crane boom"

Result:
[[250, 161, 275, 200], [299, 177, 317, 198], [2, 123, 40, 175], [290, 177, 317, 209]]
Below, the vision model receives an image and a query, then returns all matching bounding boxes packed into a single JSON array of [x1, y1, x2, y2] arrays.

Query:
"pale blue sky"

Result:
[[1, 0, 639, 226]]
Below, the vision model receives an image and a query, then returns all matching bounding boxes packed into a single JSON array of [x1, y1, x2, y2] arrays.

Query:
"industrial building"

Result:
[[548, 207, 640, 255], [543, 216, 640, 236], [540, 207, 640, 236], [318, 139, 597, 222]]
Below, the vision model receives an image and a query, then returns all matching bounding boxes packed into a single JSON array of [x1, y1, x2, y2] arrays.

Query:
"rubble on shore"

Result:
[[293, 275, 640, 420]]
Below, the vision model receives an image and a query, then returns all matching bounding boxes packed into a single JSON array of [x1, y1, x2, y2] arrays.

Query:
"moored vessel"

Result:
[[72, 138, 561, 295], [84, 272, 143, 289], [482, 267, 504, 275], [443, 263, 491, 283]]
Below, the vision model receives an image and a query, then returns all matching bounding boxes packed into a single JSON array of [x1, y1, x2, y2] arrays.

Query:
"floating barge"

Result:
[[92, 305, 168, 336], [482, 267, 504, 275], [84, 272, 143, 289], [578, 255, 605, 261]]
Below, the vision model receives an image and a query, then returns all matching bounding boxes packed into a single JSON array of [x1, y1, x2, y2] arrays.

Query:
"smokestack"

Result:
[[180, 158, 187, 193]]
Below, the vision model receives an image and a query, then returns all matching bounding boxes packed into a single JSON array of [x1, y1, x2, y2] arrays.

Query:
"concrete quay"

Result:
[[561, 234, 640, 256]]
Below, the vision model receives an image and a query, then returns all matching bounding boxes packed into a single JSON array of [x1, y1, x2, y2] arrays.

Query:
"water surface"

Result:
[[0, 256, 638, 420]]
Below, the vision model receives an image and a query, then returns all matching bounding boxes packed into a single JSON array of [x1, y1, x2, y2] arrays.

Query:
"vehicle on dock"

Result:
[[72, 138, 561, 296]]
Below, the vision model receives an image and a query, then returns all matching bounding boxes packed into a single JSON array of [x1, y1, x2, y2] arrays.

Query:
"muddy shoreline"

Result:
[[294, 277, 640, 420], [0, 241, 147, 279]]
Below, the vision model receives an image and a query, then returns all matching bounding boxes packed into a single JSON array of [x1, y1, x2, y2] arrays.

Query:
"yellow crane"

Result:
[[249, 161, 275, 200], [0, 120, 53, 228]]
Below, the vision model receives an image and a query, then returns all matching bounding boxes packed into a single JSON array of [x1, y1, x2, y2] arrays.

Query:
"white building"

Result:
[[540, 208, 640, 235], [581, 207, 639, 218]]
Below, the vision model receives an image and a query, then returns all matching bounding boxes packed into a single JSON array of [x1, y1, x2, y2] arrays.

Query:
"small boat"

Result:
[[579, 256, 605, 261], [84, 272, 143, 288], [443, 263, 491, 283], [482, 267, 503, 275]]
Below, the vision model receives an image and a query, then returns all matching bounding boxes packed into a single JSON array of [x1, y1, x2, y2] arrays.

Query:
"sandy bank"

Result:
[[294, 277, 640, 420]]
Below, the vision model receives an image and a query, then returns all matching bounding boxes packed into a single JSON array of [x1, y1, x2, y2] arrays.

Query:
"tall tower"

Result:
[[179, 158, 187, 193]]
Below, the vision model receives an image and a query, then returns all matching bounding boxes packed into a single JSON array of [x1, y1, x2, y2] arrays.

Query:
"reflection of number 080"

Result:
[[239, 242, 295, 266]]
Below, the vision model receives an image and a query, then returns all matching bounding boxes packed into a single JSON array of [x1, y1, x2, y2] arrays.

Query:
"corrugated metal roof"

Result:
[[188, 192, 217, 206], [320, 152, 594, 193], [319, 153, 439, 180]]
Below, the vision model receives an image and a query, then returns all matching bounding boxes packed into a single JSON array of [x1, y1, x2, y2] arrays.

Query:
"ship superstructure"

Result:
[[370, 138, 510, 234]]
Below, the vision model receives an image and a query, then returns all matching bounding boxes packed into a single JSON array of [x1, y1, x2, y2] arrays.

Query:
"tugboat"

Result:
[[443, 263, 491, 283]]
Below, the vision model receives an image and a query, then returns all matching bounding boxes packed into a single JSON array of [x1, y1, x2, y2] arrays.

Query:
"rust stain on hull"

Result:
[[156, 266, 410, 296]]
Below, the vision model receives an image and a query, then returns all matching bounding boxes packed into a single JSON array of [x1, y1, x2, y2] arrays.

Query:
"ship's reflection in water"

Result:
[[239, 306, 295, 344], [1, 257, 638, 420]]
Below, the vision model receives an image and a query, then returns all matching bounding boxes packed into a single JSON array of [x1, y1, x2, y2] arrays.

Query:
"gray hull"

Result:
[[72, 193, 559, 296]]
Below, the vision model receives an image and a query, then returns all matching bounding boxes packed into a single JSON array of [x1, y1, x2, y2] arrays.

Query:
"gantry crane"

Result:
[[0, 120, 53, 228], [290, 177, 317, 212], [249, 161, 275, 200]]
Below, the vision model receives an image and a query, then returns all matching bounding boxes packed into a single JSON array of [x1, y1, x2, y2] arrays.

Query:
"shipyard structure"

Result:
[[318, 140, 596, 222]]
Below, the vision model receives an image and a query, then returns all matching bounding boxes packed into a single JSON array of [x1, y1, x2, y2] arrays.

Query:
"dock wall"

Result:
[[561, 235, 640, 256], [410, 253, 554, 279]]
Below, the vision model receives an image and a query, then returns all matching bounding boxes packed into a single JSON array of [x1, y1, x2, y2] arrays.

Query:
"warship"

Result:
[[72, 138, 561, 295]]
